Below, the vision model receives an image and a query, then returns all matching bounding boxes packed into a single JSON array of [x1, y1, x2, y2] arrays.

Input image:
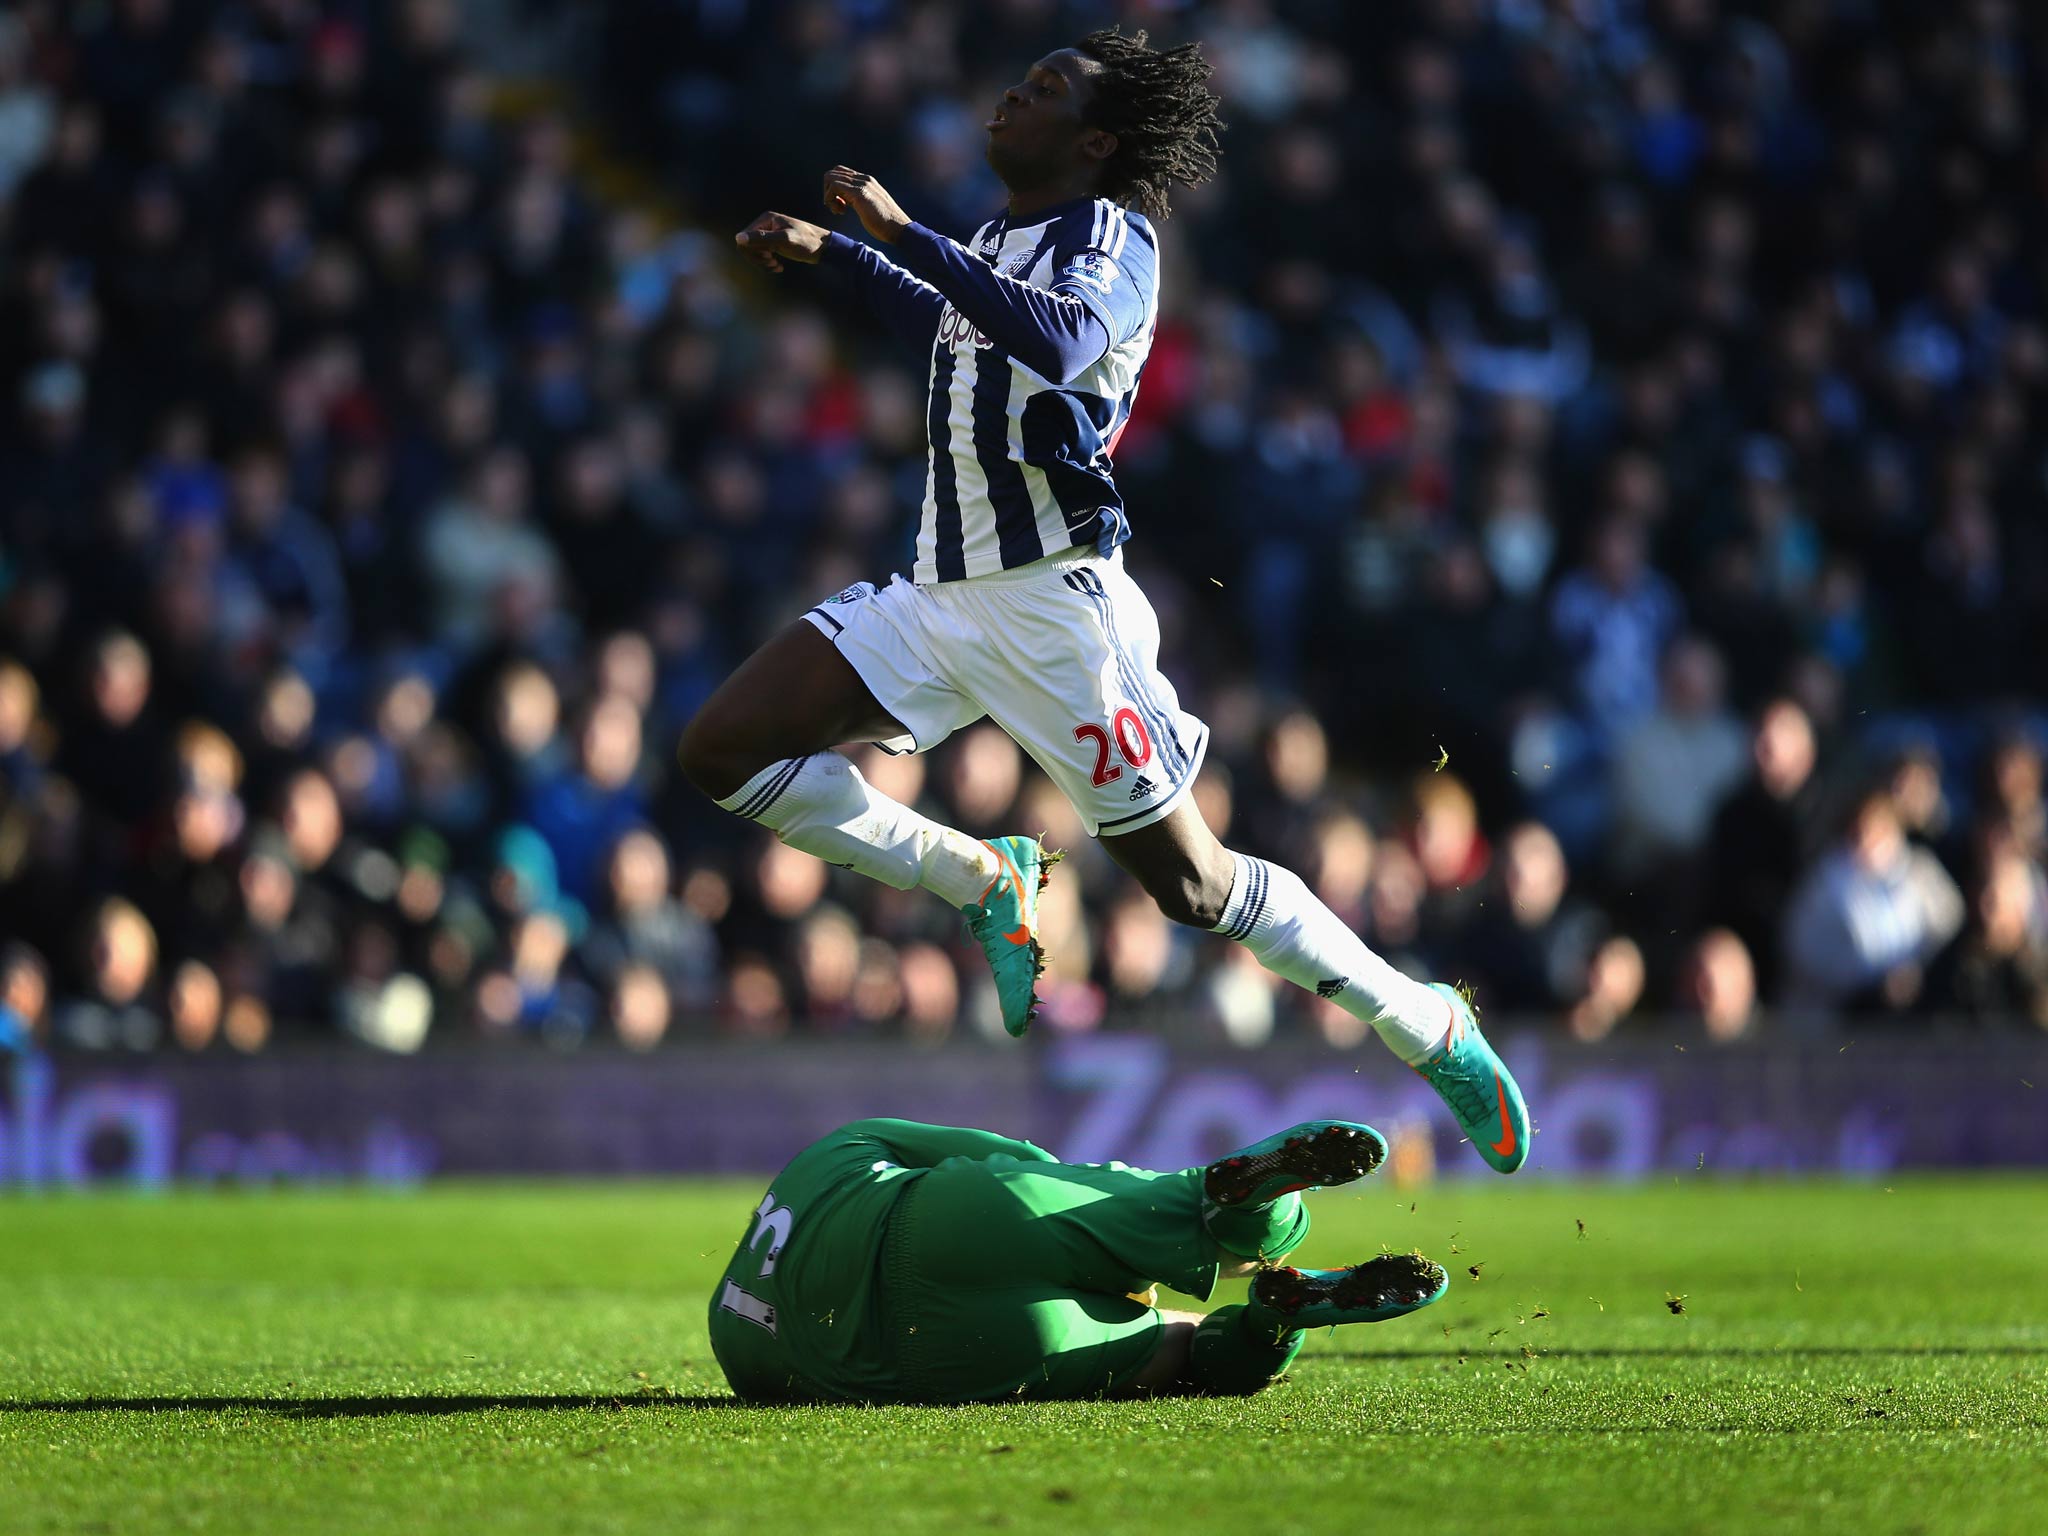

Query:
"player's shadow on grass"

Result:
[[2, 1394, 753, 1416]]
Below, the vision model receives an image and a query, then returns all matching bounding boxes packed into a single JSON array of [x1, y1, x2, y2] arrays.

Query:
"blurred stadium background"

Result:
[[1, 0, 2045, 1187]]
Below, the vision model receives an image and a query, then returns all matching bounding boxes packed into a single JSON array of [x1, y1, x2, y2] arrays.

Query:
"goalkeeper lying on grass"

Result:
[[708, 1117, 1447, 1403]]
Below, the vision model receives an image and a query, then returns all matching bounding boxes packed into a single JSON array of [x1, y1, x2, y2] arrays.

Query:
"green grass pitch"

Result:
[[3, 1175, 2045, 1535]]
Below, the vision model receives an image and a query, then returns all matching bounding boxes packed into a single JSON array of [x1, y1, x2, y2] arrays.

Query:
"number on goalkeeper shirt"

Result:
[[719, 1191, 795, 1335]]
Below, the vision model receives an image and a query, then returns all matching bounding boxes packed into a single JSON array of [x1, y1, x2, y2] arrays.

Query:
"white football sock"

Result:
[[717, 752, 999, 909], [1211, 852, 1452, 1063]]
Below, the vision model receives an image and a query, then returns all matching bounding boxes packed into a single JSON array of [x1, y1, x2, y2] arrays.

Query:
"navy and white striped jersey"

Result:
[[824, 197, 1160, 584]]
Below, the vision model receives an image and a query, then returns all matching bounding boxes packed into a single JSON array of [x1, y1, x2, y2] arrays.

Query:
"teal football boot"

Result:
[[1248, 1253, 1450, 1331], [961, 836, 1060, 1037], [1414, 982, 1530, 1173], [1202, 1121, 1388, 1209]]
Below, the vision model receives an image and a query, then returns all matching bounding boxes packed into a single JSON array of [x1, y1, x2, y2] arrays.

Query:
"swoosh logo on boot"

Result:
[[1487, 1074, 1517, 1158], [986, 842, 1033, 946]]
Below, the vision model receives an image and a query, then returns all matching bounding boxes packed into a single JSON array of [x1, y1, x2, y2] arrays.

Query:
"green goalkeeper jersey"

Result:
[[707, 1118, 1056, 1402]]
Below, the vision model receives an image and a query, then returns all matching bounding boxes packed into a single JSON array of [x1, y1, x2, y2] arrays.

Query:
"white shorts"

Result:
[[802, 547, 1210, 837]]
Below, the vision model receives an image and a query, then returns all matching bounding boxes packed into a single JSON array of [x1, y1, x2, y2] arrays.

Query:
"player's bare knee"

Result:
[[1178, 874, 1233, 930], [1142, 861, 1233, 929]]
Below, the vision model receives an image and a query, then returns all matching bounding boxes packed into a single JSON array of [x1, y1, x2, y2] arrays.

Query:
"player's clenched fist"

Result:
[[734, 211, 829, 272], [823, 166, 911, 244]]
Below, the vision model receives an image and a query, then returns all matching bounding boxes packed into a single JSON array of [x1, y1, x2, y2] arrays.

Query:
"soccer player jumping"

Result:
[[679, 28, 1528, 1174], [709, 1117, 1448, 1402]]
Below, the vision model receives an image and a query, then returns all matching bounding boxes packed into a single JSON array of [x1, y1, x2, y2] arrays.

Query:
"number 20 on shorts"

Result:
[[1074, 707, 1153, 787]]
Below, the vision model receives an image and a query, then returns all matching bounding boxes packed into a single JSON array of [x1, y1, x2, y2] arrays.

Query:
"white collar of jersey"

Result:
[[989, 194, 1114, 237]]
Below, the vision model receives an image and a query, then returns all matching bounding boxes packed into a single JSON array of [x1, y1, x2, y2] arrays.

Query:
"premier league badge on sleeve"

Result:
[[1062, 250, 1118, 294]]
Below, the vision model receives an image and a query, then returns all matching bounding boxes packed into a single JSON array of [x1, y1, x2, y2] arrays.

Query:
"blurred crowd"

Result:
[[2, 0, 2046, 1059]]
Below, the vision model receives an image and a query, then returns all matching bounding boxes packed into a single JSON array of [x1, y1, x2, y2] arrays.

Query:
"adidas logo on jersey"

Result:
[[1315, 976, 1349, 999], [1128, 774, 1158, 801]]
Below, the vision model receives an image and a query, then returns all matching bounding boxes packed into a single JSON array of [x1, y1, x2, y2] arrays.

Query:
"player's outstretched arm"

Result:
[[822, 166, 1110, 384], [735, 211, 830, 271], [821, 240, 947, 344], [737, 207, 946, 344]]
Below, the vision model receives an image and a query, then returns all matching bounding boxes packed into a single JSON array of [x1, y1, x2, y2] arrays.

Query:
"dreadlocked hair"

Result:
[[1073, 26, 1223, 219]]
